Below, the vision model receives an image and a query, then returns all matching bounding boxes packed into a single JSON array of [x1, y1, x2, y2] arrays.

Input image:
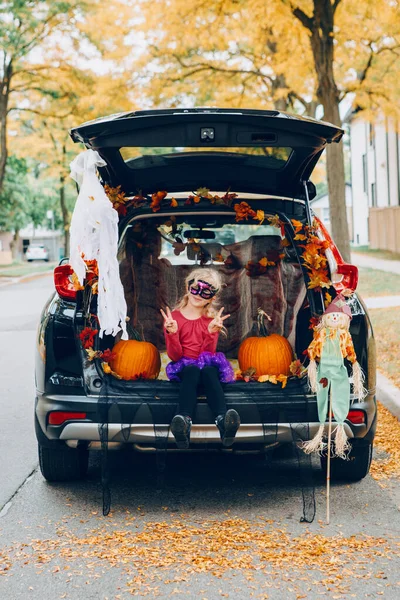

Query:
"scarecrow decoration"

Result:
[[302, 294, 367, 460]]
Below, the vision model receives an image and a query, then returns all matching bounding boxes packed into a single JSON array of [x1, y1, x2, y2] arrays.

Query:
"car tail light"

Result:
[[346, 410, 365, 425], [48, 411, 87, 426], [313, 216, 358, 293], [336, 263, 359, 291], [54, 265, 77, 300]]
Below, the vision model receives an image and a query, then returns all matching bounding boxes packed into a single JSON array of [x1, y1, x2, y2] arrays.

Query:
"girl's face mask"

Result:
[[188, 279, 218, 300]]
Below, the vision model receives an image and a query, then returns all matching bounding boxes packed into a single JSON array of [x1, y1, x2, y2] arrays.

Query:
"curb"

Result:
[[376, 372, 400, 420]]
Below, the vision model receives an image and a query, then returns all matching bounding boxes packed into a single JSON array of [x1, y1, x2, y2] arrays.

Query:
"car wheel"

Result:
[[38, 443, 89, 482], [45, 258, 49, 262], [320, 439, 373, 482], [27, 259, 32, 262]]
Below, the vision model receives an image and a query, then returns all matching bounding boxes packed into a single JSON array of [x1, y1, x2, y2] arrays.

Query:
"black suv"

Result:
[[34, 108, 376, 483]]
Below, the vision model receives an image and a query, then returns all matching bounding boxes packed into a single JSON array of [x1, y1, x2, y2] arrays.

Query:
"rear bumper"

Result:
[[59, 421, 357, 448], [35, 379, 377, 448]]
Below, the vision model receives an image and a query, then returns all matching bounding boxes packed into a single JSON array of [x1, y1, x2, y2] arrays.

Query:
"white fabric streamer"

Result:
[[352, 360, 368, 402], [69, 149, 128, 340], [301, 424, 326, 455], [307, 358, 318, 393]]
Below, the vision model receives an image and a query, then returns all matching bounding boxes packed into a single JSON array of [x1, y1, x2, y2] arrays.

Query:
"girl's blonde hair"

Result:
[[175, 267, 223, 319]]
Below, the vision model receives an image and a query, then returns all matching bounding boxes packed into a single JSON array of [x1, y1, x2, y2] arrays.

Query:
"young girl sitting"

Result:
[[160, 268, 240, 449]]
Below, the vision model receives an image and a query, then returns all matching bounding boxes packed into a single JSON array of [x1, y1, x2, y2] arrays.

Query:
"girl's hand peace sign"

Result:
[[208, 307, 230, 334], [160, 307, 178, 334]]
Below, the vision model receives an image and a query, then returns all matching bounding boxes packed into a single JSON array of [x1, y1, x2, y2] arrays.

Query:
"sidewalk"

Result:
[[363, 295, 400, 309], [351, 253, 400, 308], [351, 252, 400, 276], [0, 268, 54, 288]]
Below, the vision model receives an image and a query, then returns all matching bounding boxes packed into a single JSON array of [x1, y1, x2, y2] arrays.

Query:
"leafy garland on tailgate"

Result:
[[235, 359, 306, 388], [104, 185, 240, 216], [290, 218, 334, 308]]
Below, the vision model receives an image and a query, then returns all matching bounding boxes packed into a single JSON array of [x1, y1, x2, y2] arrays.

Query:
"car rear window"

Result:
[[157, 220, 283, 266], [120, 146, 292, 170]]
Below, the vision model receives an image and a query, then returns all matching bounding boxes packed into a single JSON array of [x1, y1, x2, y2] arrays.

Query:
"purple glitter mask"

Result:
[[188, 279, 218, 300]]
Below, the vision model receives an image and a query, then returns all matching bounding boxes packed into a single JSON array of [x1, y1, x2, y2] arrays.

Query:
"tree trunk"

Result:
[[0, 60, 12, 195], [60, 174, 70, 258], [310, 0, 350, 262], [323, 100, 350, 263], [292, 0, 351, 262], [10, 229, 20, 261], [59, 143, 70, 258]]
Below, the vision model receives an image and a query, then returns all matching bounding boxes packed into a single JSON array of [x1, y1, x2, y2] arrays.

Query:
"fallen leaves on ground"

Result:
[[0, 549, 11, 574], [1, 518, 398, 596], [371, 401, 400, 480]]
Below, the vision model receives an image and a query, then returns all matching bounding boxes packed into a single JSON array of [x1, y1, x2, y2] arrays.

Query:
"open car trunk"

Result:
[[78, 204, 322, 430], [64, 199, 370, 438]]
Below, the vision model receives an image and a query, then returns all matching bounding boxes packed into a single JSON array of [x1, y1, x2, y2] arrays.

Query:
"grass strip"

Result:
[[369, 306, 400, 388], [357, 267, 400, 298]]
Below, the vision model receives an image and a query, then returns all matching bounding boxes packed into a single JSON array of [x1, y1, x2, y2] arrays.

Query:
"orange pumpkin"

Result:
[[110, 340, 161, 380], [238, 309, 293, 377]]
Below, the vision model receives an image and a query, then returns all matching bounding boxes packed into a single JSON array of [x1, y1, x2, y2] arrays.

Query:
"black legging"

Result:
[[178, 366, 226, 419]]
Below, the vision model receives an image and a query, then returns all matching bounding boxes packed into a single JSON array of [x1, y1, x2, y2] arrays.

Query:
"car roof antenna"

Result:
[[302, 180, 313, 226]]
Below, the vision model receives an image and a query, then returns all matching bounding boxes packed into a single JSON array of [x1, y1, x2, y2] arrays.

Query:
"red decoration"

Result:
[[79, 327, 99, 349]]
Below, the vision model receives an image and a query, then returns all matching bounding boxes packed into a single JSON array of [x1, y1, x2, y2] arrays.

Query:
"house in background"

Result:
[[311, 182, 353, 243], [349, 114, 400, 251]]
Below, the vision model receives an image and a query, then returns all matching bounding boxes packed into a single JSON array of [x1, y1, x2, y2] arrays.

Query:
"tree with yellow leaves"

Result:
[[3, 0, 136, 254], [134, 0, 400, 261], [0, 1, 89, 194], [13, 70, 135, 255]]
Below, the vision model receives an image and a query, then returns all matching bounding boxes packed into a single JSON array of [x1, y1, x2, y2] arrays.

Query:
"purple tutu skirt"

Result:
[[166, 351, 235, 383]]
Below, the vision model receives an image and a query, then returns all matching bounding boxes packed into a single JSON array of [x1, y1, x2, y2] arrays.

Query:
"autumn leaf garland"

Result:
[[291, 218, 333, 299], [104, 185, 239, 215], [235, 359, 306, 387]]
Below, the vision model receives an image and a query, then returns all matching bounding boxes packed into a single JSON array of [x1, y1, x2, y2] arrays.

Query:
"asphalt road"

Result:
[[0, 274, 55, 509], [1, 275, 400, 599]]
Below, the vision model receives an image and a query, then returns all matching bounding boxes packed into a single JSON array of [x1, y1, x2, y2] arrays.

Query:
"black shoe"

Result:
[[216, 409, 241, 447], [171, 414, 192, 449]]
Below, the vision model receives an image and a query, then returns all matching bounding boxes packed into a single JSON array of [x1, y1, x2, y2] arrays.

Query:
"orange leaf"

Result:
[[268, 214, 284, 229], [324, 292, 333, 307], [291, 219, 304, 233], [71, 272, 84, 291], [255, 209, 265, 224], [307, 272, 331, 290], [234, 202, 256, 222]]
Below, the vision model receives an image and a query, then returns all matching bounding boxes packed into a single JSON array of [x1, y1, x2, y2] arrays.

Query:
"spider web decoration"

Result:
[[97, 376, 178, 516], [97, 376, 316, 522]]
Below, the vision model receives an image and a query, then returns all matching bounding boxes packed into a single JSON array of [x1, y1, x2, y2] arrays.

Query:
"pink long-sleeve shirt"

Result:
[[164, 310, 219, 362]]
